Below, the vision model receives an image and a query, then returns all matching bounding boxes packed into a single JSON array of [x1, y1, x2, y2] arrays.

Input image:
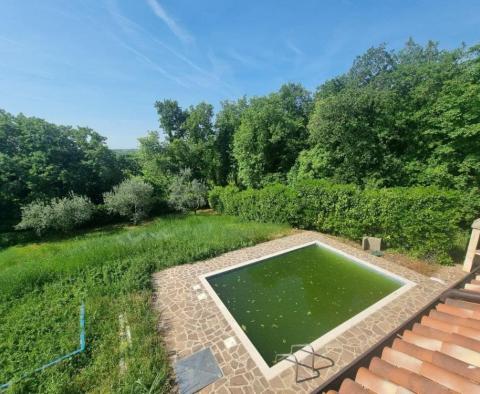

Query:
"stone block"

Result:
[[362, 236, 383, 252]]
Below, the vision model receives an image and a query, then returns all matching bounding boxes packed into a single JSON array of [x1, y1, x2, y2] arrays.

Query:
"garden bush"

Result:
[[15, 193, 94, 235], [209, 181, 480, 264]]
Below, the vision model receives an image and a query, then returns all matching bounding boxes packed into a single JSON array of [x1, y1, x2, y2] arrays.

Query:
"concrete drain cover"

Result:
[[174, 348, 223, 394]]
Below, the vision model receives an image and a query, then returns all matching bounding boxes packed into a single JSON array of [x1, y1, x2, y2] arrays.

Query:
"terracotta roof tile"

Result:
[[368, 356, 453, 393], [319, 277, 480, 393], [338, 378, 374, 393], [420, 315, 480, 341], [412, 322, 480, 352], [445, 298, 480, 313], [436, 303, 480, 320], [355, 367, 414, 393], [429, 309, 480, 330]]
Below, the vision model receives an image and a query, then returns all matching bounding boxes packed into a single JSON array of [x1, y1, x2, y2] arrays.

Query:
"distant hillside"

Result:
[[113, 149, 138, 156]]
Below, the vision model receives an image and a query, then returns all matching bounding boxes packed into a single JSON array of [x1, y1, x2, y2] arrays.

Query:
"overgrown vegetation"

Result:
[[103, 178, 154, 224], [209, 181, 480, 264], [1, 37, 479, 393], [2, 40, 479, 242], [14, 194, 94, 235], [143, 40, 480, 191], [167, 169, 208, 213], [0, 214, 291, 393], [0, 111, 127, 222]]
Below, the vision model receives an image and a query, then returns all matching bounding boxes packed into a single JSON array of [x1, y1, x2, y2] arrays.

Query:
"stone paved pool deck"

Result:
[[153, 231, 464, 393]]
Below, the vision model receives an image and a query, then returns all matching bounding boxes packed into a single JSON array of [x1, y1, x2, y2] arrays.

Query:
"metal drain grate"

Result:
[[174, 347, 223, 394]]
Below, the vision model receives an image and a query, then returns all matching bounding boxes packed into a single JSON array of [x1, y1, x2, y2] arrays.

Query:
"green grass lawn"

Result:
[[0, 214, 291, 393]]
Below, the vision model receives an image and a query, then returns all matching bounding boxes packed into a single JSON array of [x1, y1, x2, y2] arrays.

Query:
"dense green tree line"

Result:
[[143, 40, 480, 192], [2, 39, 479, 227], [0, 111, 126, 221], [293, 40, 480, 188]]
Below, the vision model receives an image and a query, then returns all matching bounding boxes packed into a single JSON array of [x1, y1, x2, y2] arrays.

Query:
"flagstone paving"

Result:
[[153, 231, 464, 393]]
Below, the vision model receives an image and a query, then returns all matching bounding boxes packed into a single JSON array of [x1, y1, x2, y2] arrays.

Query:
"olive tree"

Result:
[[103, 178, 154, 224], [15, 193, 94, 235], [168, 169, 208, 214]]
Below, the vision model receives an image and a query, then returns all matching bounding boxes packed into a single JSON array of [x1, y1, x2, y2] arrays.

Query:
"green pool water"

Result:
[[207, 243, 403, 366]]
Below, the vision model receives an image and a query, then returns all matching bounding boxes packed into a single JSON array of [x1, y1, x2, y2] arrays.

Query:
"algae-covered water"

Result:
[[207, 243, 402, 366]]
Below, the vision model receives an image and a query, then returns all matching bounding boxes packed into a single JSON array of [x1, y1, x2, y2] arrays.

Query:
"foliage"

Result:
[[167, 169, 208, 213], [137, 131, 170, 197], [215, 98, 248, 185], [209, 181, 480, 264], [0, 215, 291, 393], [0, 111, 124, 222], [115, 150, 141, 178], [15, 194, 94, 235], [139, 102, 218, 190], [301, 40, 480, 189], [233, 83, 312, 187], [154, 99, 187, 141], [146, 41, 480, 191], [3, 40, 480, 232], [103, 178, 154, 224]]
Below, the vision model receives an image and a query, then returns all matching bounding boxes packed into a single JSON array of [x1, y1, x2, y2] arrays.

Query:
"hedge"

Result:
[[209, 181, 480, 264]]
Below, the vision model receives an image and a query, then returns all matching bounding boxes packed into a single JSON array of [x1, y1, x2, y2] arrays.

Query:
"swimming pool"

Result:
[[200, 241, 415, 378]]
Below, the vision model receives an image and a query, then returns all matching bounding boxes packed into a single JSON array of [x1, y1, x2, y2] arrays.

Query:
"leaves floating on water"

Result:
[[241, 324, 247, 332]]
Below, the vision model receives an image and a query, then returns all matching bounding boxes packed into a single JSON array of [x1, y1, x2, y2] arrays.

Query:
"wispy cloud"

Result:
[[227, 49, 262, 68], [105, 0, 237, 93], [145, 0, 193, 44], [286, 39, 303, 56], [113, 37, 189, 87], [0, 35, 20, 46]]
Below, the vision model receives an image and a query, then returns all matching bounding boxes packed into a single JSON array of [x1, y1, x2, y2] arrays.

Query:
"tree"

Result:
[[182, 102, 214, 142], [233, 84, 312, 187], [154, 99, 187, 141], [15, 193, 94, 235], [347, 44, 396, 86], [302, 39, 480, 189], [137, 131, 170, 196], [140, 101, 218, 186], [103, 178, 154, 224], [307, 86, 402, 186], [167, 169, 208, 214], [215, 98, 247, 185], [0, 110, 123, 222]]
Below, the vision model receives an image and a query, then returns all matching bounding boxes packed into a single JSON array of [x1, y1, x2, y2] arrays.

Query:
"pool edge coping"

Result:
[[198, 240, 416, 381]]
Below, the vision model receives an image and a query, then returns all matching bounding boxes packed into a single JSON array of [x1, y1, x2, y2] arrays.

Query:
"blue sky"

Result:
[[1, 0, 479, 148]]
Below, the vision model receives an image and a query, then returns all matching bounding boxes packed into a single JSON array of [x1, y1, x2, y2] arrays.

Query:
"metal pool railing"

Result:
[[274, 343, 334, 383], [0, 303, 86, 391]]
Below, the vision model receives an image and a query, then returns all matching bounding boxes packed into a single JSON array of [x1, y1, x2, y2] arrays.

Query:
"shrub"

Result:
[[209, 180, 479, 264], [15, 194, 94, 235], [15, 201, 51, 236], [103, 178, 154, 224], [168, 169, 208, 214]]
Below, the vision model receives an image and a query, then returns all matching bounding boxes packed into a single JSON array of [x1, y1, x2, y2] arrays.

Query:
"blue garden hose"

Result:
[[0, 304, 86, 390]]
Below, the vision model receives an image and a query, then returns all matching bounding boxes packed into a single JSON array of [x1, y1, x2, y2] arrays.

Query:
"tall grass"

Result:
[[0, 214, 291, 393]]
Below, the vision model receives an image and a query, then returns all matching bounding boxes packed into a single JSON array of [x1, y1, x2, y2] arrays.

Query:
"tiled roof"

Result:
[[323, 276, 480, 394]]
